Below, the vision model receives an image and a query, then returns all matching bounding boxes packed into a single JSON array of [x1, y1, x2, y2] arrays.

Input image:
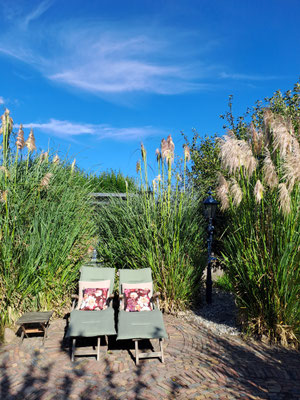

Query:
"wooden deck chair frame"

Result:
[[117, 269, 167, 365], [67, 265, 116, 362]]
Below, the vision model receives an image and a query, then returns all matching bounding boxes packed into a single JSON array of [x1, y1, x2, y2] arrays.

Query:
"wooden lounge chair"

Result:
[[117, 268, 168, 365], [66, 266, 116, 361]]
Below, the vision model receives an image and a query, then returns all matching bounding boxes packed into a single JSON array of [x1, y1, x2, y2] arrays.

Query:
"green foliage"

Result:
[[96, 139, 206, 312], [183, 133, 221, 198], [214, 274, 233, 293], [0, 111, 96, 327], [75, 169, 137, 193], [217, 83, 300, 346]]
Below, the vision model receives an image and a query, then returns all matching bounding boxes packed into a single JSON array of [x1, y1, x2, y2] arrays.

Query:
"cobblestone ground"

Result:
[[0, 315, 299, 400]]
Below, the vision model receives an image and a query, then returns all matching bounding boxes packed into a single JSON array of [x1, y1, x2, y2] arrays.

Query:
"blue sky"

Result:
[[0, 0, 299, 178]]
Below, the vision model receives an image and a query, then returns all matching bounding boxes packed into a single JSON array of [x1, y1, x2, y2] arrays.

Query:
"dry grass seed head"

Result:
[[25, 129, 37, 152], [280, 134, 300, 191], [136, 161, 141, 173], [1, 109, 13, 133], [278, 183, 291, 216], [270, 113, 294, 159], [141, 142, 146, 161], [263, 148, 279, 188], [161, 135, 175, 163], [40, 173, 53, 189], [0, 190, 8, 203], [71, 158, 76, 172], [155, 148, 161, 162], [39, 151, 49, 163], [0, 166, 9, 178], [220, 135, 257, 177], [183, 144, 191, 161], [216, 174, 229, 210], [167, 135, 175, 154], [230, 178, 243, 206], [152, 179, 157, 191], [254, 180, 264, 204], [53, 154, 60, 165], [16, 124, 25, 150]]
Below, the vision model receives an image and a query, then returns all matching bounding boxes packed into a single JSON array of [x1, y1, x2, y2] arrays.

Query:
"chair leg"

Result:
[[71, 338, 76, 362], [134, 340, 139, 366], [97, 337, 100, 361], [159, 338, 164, 363]]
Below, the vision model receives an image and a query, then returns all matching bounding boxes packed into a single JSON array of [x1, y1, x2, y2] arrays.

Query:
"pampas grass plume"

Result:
[[25, 129, 37, 152], [254, 180, 264, 204], [16, 124, 25, 150], [216, 174, 229, 210], [278, 183, 291, 216], [40, 173, 53, 189], [230, 178, 243, 206], [263, 148, 278, 188], [220, 135, 257, 177], [183, 144, 191, 161]]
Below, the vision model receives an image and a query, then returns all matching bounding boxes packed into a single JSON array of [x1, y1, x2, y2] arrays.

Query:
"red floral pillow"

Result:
[[80, 288, 109, 311], [124, 289, 152, 312]]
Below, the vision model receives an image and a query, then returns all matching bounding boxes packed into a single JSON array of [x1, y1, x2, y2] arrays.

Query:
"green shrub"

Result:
[[97, 138, 206, 312], [0, 111, 96, 326]]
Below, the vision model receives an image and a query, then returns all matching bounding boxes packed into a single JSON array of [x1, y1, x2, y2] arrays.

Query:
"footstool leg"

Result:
[[20, 327, 25, 343], [71, 338, 76, 362], [159, 338, 164, 363], [135, 340, 139, 366], [97, 337, 100, 361]]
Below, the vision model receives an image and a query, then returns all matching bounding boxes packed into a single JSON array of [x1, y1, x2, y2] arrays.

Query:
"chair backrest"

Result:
[[80, 266, 115, 294], [119, 268, 152, 293]]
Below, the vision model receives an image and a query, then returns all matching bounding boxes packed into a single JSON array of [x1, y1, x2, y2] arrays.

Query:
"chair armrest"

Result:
[[107, 293, 115, 307], [151, 292, 161, 310], [119, 294, 124, 310], [71, 294, 79, 311]]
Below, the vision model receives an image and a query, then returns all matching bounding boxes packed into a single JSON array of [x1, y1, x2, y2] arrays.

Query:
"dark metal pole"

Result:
[[206, 217, 214, 304]]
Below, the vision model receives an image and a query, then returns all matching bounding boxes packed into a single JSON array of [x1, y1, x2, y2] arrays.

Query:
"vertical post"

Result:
[[206, 217, 214, 304]]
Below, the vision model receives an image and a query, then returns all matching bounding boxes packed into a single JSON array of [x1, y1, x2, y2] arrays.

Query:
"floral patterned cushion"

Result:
[[124, 288, 152, 312], [80, 288, 109, 311]]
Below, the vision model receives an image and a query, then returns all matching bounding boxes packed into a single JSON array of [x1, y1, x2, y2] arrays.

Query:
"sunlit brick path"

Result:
[[0, 315, 299, 399]]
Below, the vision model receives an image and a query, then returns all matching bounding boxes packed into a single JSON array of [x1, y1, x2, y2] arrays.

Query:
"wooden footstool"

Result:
[[16, 311, 53, 345]]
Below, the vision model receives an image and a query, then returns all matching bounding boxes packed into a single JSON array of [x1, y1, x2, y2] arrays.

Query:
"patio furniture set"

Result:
[[18, 267, 167, 366]]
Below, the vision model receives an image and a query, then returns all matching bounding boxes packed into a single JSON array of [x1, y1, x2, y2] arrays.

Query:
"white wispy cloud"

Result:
[[0, 3, 216, 97], [0, 96, 4, 105], [0, 2, 280, 99], [219, 72, 279, 81], [22, 119, 165, 141], [23, 0, 53, 29]]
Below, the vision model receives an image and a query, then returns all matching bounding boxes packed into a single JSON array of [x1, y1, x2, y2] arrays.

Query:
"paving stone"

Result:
[[0, 315, 299, 399]]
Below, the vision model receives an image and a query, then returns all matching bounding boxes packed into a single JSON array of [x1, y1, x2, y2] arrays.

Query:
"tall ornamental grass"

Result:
[[217, 110, 300, 346], [0, 110, 96, 326], [97, 137, 206, 312]]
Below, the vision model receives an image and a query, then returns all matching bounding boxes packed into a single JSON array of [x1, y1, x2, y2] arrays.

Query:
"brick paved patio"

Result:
[[0, 314, 299, 399]]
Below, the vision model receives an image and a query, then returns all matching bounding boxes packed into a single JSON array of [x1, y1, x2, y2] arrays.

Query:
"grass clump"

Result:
[[0, 110, 96, 327], [217, 106, 300, 347], [97, 137, 206, 312], [214, 273, 233, 293]]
